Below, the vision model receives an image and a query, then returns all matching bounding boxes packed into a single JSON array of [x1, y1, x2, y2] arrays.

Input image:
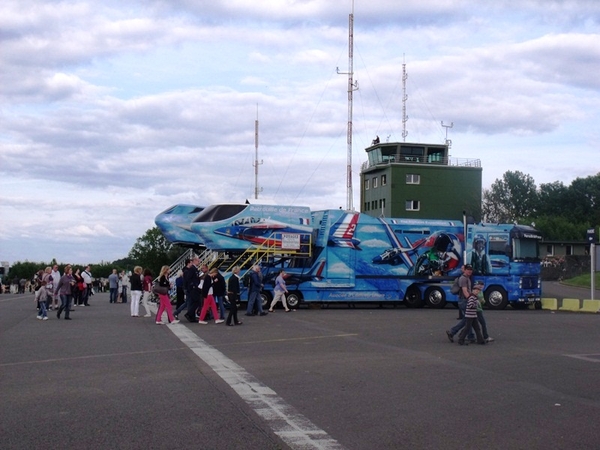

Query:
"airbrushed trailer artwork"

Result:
[[156, 203, 542, 310]]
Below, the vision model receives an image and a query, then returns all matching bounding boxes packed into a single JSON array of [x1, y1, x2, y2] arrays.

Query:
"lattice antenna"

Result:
[[336, 0, 358, 211], [253, 105, 263, 199], [402, 55, 409, 142]]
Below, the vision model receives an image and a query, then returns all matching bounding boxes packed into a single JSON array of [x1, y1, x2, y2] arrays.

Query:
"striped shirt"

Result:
[[465, 295, 479, 318]]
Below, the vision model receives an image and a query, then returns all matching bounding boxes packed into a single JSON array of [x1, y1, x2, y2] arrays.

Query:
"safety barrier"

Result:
[[559, 298, 581, 312], [580, 299, 600, 313], [539, 297, 599, 313], [540, 298, 558, 311]]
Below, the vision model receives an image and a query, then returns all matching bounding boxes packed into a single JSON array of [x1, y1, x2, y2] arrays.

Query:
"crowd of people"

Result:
[[25, 259, 496, 343], [25, 257, 291, 325], [31, 264, 94, 320]]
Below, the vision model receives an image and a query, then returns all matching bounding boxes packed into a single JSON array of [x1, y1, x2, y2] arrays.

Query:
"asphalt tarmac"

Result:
[[542, 280, 598, 301], [2, 290, 600, 450]]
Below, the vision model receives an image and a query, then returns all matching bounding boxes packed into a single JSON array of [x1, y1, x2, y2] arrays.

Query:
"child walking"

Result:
[[35, 281, 49, 320], [458, 281, 485, 345]]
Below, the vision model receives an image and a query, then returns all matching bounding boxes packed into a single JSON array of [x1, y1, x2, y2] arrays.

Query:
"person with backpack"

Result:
[[446, 264, 475, 343]]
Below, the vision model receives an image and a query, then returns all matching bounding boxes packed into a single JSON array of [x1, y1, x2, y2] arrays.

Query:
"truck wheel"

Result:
[[485, 287, 508, 310], [286, 292, 302, 308], [260, 292, 272, 309], [424, 287, 447, 309], [404, 286, 423, 308]]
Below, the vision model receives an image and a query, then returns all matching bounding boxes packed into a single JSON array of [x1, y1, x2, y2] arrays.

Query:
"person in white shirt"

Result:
[[81, 265, 93, 306], [50, 264, 61, 310]]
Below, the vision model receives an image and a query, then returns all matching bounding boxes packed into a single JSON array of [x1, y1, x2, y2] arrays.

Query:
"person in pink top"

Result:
[[140, 269, 153, 318], [155, 265, 179, 325]]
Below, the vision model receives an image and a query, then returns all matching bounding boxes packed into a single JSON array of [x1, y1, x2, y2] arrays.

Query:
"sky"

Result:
[[1, 0, 599, 266]]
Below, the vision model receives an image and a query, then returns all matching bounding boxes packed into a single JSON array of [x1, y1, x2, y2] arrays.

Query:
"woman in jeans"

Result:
[[55, 265, 75, 320]]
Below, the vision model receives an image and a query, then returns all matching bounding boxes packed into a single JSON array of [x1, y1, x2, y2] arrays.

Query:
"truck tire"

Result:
[[404, 286, 423, 308], [286, 292, 302, 308], [485, 286, 508, 310], [260, 291, 271, 309], [424, 287, 447, 309]]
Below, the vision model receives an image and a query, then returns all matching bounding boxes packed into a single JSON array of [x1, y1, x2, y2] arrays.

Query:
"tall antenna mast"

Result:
[[254, 105, 263, 199], [337, 0, 358, 211], [441, 121, 453, 149], [402, 55, 409, 142]]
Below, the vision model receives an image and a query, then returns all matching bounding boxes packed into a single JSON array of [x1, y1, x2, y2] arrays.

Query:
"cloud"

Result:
[[1, 0, 599, 264]]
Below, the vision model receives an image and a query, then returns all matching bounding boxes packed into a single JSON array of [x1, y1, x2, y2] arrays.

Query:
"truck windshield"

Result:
[[513, 239, 539, 261]]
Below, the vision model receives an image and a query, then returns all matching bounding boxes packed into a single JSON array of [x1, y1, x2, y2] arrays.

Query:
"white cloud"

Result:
[[1, 0, 599, 265]]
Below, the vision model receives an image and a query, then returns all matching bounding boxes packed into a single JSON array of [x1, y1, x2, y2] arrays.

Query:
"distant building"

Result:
[[542, 240, 590, 257], [360, 141, 482, 221]]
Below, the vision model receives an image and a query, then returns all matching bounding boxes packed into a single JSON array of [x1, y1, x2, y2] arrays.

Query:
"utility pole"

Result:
[[588, 228, 597, 301], [337, 0, 358, 211]]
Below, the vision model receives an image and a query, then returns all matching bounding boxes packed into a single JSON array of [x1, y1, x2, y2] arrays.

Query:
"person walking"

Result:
[[42, 267, 54, 312], [155, 265, 179, 325], [120, 270, 129, 304], [35, 280, 49, 320], [130, 266, 143, 317], [81, 265, 92, 306], [140, 269, 153, 318], [446, 265, 475, 343], [209, 268, 227, 320], [50, 264, 61, 310], [246, 265, 267, 317], [476, 286, 494, 343], [457, 281, 486, 345], [269, 269, 290, 312], [108, 269, 119, 303], [175, 259, 193, 320], [175, 269, 185, 310], [72, 267, 84, 306], [198, 269, 224, 325], [55, 265, 75, 320], [183, 257, 202, 323], [226, 266, 243, 326]]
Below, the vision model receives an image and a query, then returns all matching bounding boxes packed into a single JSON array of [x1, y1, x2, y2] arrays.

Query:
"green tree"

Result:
[[565, 173, 600, 225], [4, 261, 46, 282], [530, 216, 590, 241], [482, 171, 538, 223], [127, 227, 183, 277], [537, 181, 569, 217]]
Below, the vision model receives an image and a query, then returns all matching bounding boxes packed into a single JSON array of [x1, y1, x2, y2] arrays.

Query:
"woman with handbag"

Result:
[[155, 265, 179, 325]]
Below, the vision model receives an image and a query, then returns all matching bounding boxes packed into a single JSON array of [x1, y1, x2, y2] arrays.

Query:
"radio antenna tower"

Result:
[[254, 105, 263, 199], [441, 121, 453, 149], [402, 56, 409, 142], [337, 0, 358, 211]]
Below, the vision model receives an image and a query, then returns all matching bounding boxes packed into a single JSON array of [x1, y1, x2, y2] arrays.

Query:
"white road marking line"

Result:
[[564, 353, 600, 362], [0, 348, 185, 367], [167, 323, 346, 450]]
